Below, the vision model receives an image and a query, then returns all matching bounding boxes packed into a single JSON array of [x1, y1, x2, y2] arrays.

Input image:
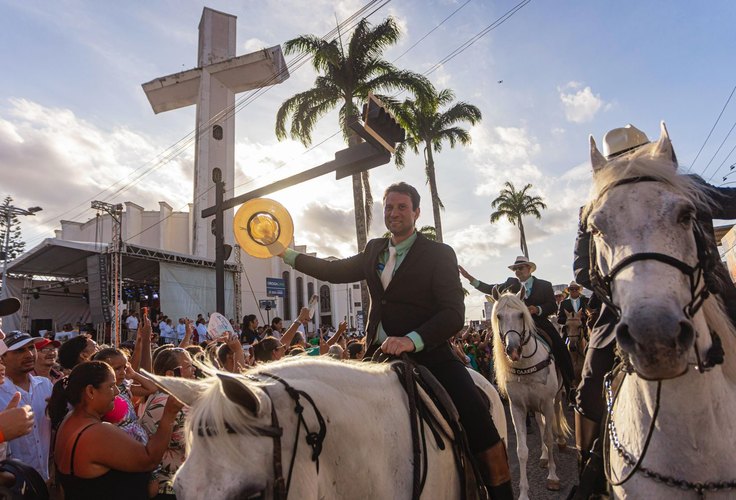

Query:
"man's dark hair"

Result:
[[271, 317, 282, 327], [383, 182, 420, 210]]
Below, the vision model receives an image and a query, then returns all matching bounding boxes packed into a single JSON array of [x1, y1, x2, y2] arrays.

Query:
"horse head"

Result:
[[491, 291, 534, 363], [564, 310, 585, 352], [586, 122, 717, 379], [143, 369, 275, 500]]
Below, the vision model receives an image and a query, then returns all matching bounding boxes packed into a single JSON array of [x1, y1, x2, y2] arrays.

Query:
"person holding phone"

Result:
[[140, 347, 194, 499]]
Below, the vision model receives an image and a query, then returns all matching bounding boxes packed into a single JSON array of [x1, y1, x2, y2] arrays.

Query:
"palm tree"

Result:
[[489, 182, 547, 258], [275, 18, 430, 255], [393, 87, 481, 243]]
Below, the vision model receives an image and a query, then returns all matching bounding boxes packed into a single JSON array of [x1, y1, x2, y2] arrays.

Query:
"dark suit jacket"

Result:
[[292, 233, 465, 365], [556, 296, 589, 325]]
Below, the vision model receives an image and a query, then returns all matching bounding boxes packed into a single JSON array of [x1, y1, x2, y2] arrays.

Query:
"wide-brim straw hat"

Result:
[[508, 255, 536, 273]]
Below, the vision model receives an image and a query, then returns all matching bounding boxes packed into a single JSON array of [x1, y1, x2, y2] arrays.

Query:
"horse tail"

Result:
[[555, 396, 572, 439]]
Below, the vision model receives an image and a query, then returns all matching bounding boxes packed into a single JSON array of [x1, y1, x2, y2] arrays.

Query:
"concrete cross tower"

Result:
[[142, 7, 288, 258]]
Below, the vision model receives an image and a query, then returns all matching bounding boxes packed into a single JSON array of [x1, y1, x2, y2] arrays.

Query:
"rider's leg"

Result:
[[540, 321, 576, 395], [574, 341, 616, 497], [426, 359, 513, 500]]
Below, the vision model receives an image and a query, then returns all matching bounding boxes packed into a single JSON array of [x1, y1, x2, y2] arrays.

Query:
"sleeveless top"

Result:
[[56, 422, 150, 500]]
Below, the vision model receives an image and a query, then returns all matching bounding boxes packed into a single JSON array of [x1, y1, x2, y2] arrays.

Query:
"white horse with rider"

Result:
[[145, 356, 507, 499], [488, 288, 571, 500], [586, 122, 736, 498]]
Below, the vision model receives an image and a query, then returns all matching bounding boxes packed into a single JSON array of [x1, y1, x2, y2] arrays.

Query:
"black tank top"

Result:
[[56, 422, 150, 500]]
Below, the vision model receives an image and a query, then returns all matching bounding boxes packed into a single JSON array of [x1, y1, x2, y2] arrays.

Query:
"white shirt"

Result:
[[125, 315, 139, 331], [571, 297, 581, 313], [195, 323, 207, 341], [0, 375, 53, 479], [175, 323, 186, 340], [160, 322, 175, 339]]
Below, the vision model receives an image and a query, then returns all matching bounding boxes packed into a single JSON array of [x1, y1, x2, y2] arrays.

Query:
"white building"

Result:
[[6, 202, 363, 336]]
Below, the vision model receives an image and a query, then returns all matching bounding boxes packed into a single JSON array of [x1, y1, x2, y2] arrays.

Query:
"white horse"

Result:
[[489, 289, 571, 500], [145, 357, 506, 500], [586, 122, 736, 498]]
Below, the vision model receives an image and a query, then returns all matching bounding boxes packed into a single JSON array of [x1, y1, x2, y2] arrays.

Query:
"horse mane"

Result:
[[583, 144, 716, 220], [184, 357, 393, 460], [491, 293, 537, 397]]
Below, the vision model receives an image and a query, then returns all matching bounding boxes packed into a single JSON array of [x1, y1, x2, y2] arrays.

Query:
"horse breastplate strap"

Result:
[[508, 356, 552, 376]]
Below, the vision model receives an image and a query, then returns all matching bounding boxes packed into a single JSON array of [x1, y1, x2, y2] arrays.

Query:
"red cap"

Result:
[[36, 338, 61, 350]]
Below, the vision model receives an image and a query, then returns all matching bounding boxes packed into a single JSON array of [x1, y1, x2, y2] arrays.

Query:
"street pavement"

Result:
[[502, 401, 579, 499]]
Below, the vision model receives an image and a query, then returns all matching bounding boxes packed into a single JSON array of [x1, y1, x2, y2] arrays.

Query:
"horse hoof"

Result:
[[539, 459, 548, 468], [546, 479, 561, 491]]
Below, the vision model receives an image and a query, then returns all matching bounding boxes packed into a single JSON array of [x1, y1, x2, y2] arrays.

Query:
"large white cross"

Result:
[[142, 7, 289, 259]]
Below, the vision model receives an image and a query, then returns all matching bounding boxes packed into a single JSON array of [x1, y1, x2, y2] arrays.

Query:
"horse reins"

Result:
[[588, 175, 725, 374], [197, 372, 327, 500], [500, 328, 539, 360]]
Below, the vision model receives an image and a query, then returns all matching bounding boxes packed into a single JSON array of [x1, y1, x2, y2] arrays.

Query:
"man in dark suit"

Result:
[[279, 182, 512, 499], [459, 256, 576, 395], [556, 280, 589, 334]]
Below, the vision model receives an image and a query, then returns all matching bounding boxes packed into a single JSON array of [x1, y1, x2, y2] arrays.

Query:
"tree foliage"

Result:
[[392, 87, 481, 243], [0, 196, 25, 261], [489, 182, 546, 258]]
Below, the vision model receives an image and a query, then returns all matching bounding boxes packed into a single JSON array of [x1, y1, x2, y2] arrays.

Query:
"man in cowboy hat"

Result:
[[571, 123, 736, 496], [459, 256, 576, 396], [556, 280, 589, 331], [280, 182, 512, 499]]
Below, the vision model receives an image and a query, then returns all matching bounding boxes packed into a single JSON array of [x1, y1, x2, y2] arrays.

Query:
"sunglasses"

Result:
[[511, 265, 529, 271]]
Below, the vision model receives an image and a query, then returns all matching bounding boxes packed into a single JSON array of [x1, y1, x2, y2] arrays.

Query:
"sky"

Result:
[[2, 0, 736, 320]]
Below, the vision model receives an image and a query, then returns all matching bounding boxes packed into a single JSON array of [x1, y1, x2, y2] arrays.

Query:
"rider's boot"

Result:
[[475, 440, 513, 500], [571, 410, 608, 499], [575, 410, 598, 476]]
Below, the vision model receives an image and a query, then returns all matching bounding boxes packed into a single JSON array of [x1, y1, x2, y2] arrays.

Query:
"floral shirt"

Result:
[[140, 392, 188, 495], [117, 381, 149, 444]]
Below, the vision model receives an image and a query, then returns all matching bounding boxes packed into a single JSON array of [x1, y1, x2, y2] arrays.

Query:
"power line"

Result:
[[687, 84, 736, 173], [424, 0, 531, 76], [23, 0, 390, 246], [700, 119, 736, 181], [392, 0, 473, 63]]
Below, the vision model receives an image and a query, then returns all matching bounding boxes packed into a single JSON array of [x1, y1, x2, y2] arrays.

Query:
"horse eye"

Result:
[[516, 312, 524, 319], [677, 209, 694, 225]]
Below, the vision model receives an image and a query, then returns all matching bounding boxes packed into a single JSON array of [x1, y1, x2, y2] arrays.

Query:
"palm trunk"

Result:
[[348, 129, 371, 330], [424, 145, 443, 243], [518, 216, 529, 258]]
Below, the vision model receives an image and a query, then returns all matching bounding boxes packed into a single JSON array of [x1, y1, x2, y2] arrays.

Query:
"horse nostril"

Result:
[[616, 323, 635, 351], [677, 320, 695, 350]]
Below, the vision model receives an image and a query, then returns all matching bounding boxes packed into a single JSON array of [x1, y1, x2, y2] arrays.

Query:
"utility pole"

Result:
[[0, 204, 42, 300], [91, 201, 123, 346]]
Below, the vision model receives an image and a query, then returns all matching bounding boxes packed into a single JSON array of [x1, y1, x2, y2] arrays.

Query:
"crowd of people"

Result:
[[0, 297, 373, 499]]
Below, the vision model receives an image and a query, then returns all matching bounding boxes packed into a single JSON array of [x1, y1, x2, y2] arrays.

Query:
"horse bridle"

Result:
[[197, 372, 327, 500], [588, 175, 724, 374], [500, 327, 538, 359]]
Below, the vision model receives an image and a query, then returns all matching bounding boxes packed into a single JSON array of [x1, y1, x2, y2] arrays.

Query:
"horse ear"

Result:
[[141, 369, 209, 407], [515, 285, 526, 301], [217, 372, 262, 415], [565, 310, 572, 319], [491, 286, 501, 302], [485, 294, 495, 304], [590, 135, 607, 173], [653, 121, 677, 167]]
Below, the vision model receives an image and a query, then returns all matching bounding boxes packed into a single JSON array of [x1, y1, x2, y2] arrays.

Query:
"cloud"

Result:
[[243, 38, 271, 53], [559, 83, 606, 123], [467, 124, 543, 197], [0, 98, 194, 245]]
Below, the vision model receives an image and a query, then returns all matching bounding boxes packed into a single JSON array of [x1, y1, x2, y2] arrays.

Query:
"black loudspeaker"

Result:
[[30, 319, 53, 337], [86, 254, 111, 324]]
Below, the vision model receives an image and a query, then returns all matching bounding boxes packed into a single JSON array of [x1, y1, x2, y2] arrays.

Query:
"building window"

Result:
[[296, 277, 304, 311], [282, 271, 291, 320], [320, 285, 331, 313]]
